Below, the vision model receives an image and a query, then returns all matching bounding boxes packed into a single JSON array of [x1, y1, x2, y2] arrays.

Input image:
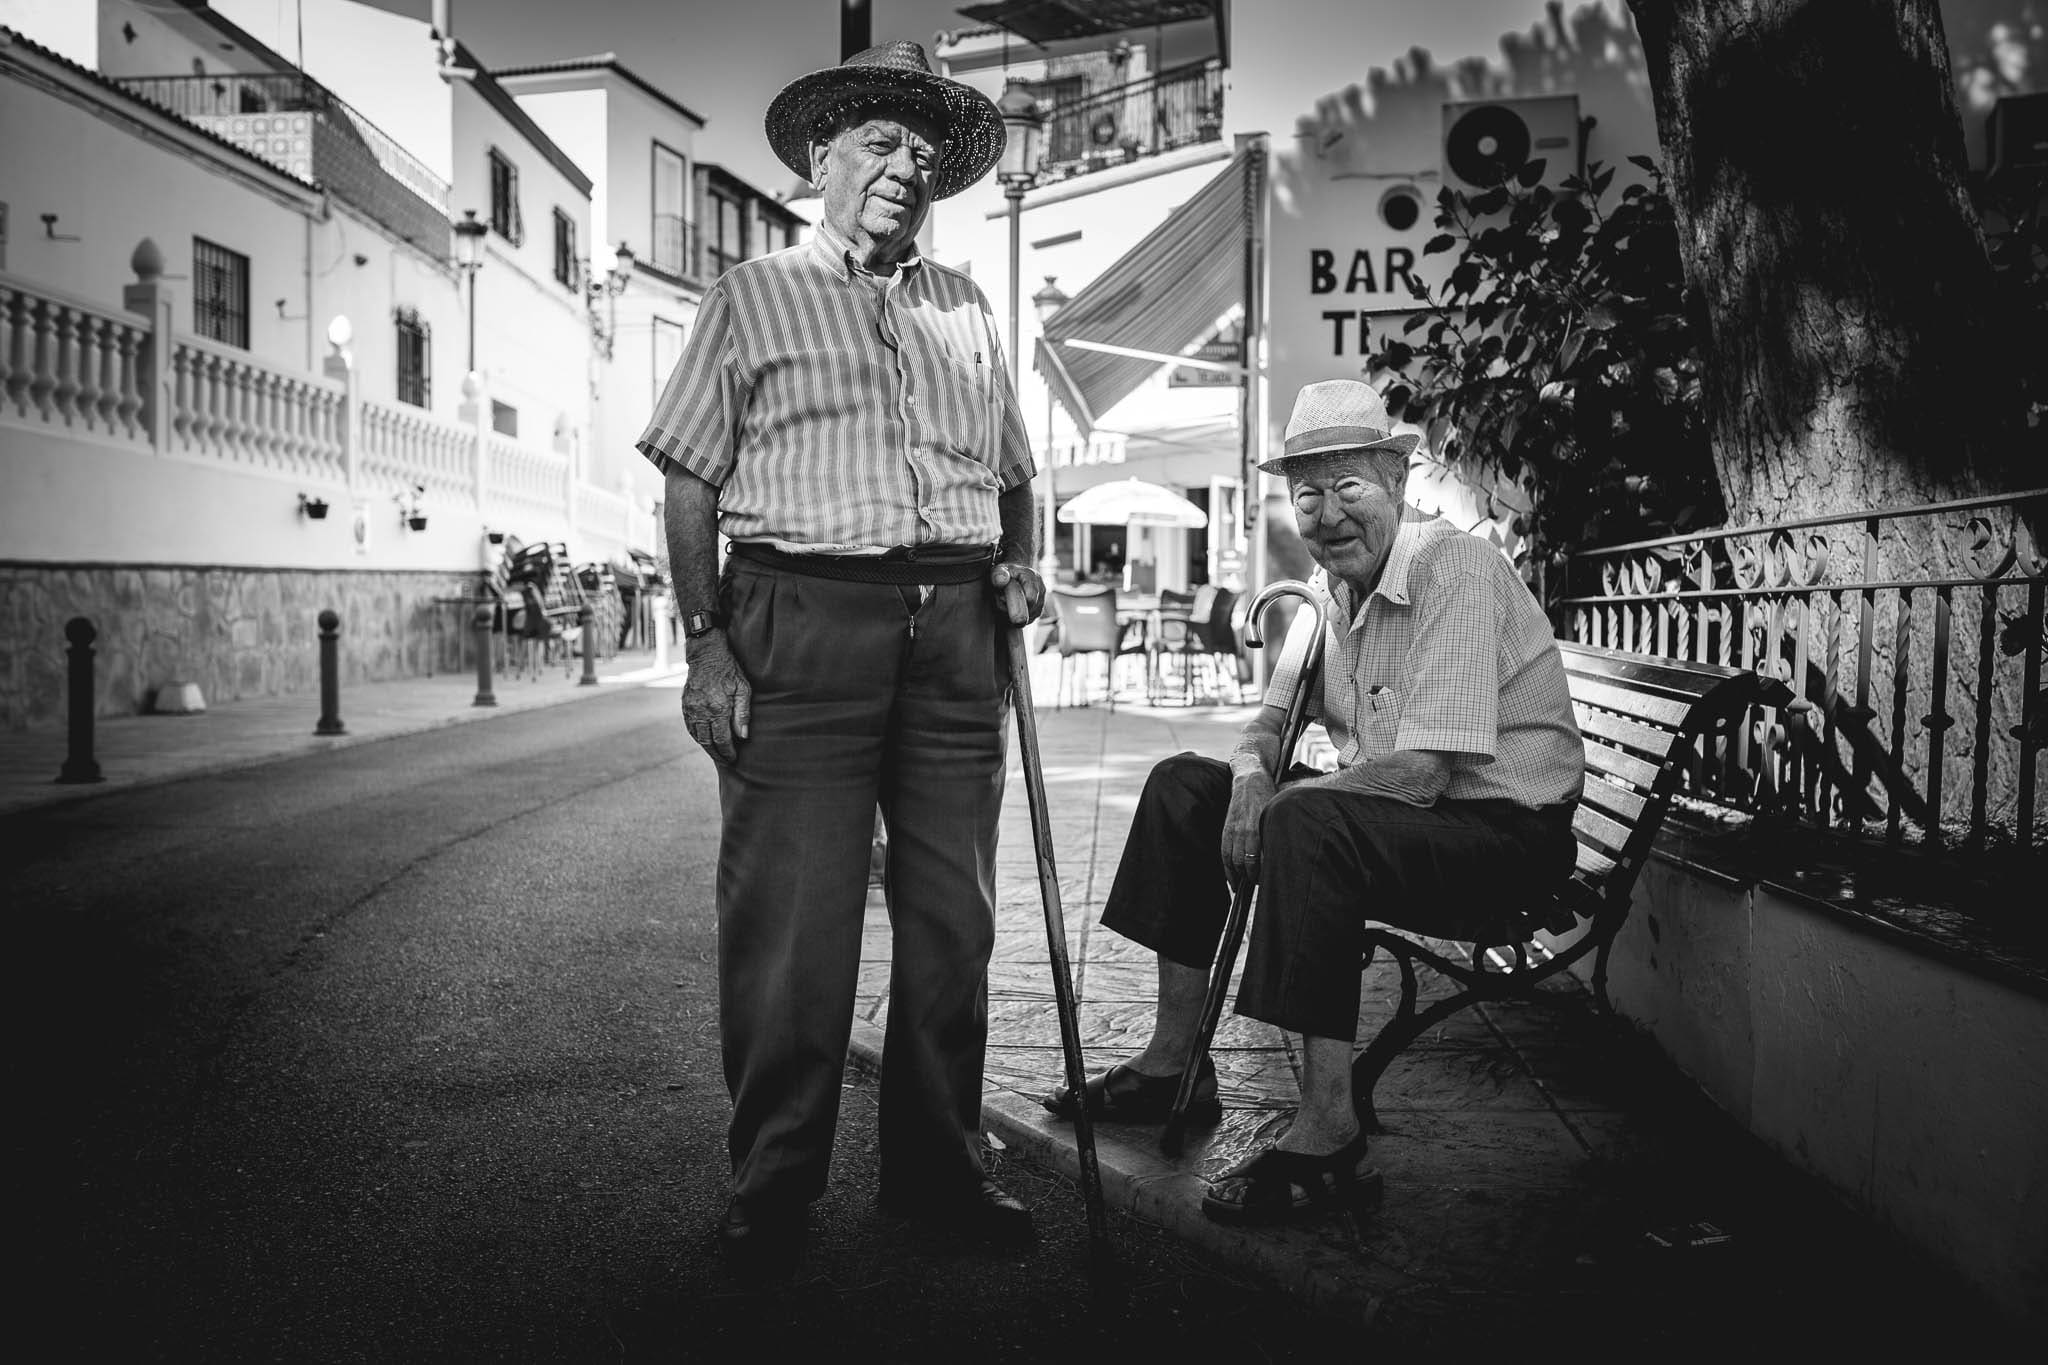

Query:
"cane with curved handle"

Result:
[[1160, 581, 1328, 1157]]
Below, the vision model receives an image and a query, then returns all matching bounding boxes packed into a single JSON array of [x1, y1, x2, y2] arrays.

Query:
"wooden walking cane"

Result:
[[1003, 626, 1114, 1272], [1161, 582, 1326, 1159]]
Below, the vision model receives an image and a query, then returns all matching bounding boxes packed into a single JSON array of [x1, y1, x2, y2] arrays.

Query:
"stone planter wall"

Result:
[[1, 562, 478, 730]]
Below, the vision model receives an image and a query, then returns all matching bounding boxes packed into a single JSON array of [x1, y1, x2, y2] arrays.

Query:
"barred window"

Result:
[[395, 308, 431, 408], [651, 141, 687, 277], [192, 236, 249, 349], [488, 148, 523, 245], [552, 208, 576, 289]]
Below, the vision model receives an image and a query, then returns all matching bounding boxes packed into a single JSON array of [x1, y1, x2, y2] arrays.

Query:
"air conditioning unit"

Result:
[[1987, 92, 2048, 181], [1440, 95, 1582, 196]]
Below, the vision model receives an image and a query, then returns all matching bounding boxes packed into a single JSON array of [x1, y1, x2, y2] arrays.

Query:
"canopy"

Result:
[[1036, 148, 1251, 432], [1057, 478, 1208, 528]]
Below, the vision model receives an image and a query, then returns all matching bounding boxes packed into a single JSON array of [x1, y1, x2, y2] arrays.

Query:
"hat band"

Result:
[[1283, 424, 1400, 456]]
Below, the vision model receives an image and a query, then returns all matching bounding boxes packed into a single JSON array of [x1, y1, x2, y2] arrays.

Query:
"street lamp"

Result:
[[996, 78, 1043, 394], [452, 208, 488, 374], [1031, 273, 1068, 580], [588, 240, 635, 360]]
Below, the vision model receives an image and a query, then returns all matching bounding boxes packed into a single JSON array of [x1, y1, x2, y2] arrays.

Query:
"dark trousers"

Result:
[[715, 557, 1008, 1209], [1101, 752, 1576, 1042]]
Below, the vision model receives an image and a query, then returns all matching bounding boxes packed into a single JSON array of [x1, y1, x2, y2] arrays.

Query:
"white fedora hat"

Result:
[[1258, 379, 1422, 476]]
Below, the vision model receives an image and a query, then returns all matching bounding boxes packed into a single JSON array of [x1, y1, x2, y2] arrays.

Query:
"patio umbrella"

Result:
[[1056, 478, 1209, 528]]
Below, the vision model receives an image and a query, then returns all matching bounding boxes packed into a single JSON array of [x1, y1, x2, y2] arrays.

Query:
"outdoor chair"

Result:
[[1048, 585, 1146, 709], [1151, 585, 1245, 704]]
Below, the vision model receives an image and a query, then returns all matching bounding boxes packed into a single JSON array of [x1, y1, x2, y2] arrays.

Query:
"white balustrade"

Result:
[[0, 274, 153, 445], [168, 332, 347, 484], [358, 399, 473, 502], [5, 270, 622, 547]]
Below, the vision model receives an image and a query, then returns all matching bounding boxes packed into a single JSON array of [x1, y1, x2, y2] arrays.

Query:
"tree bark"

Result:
[[1626, 0, 2024, 525]]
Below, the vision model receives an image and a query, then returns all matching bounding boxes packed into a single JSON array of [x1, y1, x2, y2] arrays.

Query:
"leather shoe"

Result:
[[883, 1178, 1034, 1246], [717, 1197, 804, 1278]]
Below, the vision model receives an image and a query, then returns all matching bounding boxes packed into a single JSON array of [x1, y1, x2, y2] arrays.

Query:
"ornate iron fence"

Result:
[[1559, 492, 2046, 852], [1039, 60, 1225, 182]]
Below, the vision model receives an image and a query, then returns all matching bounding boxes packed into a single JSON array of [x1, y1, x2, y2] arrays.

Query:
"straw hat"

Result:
[[1258, 379, 1423, 476], [764, 41, 1004, 201]]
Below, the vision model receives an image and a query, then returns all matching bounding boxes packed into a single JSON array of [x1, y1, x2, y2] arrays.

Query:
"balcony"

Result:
[[1037, 59, 1225, 183], [114, 73, 452, 257]]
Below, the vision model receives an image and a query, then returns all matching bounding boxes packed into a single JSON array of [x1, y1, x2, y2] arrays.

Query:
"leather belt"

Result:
[[730, 542, 995, 585]]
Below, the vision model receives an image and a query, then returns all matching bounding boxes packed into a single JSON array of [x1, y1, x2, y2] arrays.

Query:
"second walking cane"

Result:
[[1160, 580, 1327, 1158], [1004, 627, 1113, 1275]]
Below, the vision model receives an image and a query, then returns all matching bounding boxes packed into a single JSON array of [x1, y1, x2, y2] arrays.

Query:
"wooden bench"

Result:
[[1346, 641, 1761, 1131]]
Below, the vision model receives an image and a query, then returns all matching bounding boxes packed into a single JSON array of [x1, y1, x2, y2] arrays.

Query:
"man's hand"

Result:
[[989, 562, 1046, 627], [1221, 767, 1276, 877], [681, 634, 752, 766]]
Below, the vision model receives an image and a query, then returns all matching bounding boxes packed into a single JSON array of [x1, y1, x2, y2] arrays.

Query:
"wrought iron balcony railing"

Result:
[[1038, 59, 1225, 182]]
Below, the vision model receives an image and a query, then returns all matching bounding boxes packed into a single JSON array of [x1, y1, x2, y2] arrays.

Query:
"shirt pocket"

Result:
[[931, 352, 992, 461], [1359, 685, 1404, 760]]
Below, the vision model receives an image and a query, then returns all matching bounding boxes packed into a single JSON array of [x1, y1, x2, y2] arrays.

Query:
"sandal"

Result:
[[1200, 1132, 1382, 1226], [1041, 1059, 1221, 1125]]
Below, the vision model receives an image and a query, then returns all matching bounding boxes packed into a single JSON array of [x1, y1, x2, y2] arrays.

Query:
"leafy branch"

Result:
[[1364, 152, 1725, 596]]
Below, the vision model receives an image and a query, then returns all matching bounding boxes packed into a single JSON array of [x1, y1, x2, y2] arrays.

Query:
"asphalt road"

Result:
[[27, 685, 1367, 1362]]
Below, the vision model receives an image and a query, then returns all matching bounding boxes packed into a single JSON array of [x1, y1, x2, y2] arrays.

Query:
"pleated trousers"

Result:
[[714, 555, 1008, 1211]]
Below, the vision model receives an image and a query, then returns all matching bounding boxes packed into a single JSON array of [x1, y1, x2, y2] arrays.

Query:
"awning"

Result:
[[957, 1, 1219, 45], [1035, 149, 1250, 433]]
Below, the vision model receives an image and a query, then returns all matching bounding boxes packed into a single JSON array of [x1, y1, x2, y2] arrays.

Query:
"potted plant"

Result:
[[395, 484, 428, 532], [299, 493, 330, 520]]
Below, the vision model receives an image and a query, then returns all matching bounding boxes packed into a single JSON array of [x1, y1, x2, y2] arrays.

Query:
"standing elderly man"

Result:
[[1045, 379, 1583, 1226], [638, 41, 1044, 1262]]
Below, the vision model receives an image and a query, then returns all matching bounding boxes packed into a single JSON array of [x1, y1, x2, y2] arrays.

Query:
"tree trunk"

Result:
[[1627, 0, 2024, 525], [1627, 0, 2042, 844]]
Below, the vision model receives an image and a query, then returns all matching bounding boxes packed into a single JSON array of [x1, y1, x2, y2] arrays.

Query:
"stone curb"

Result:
[[845, 1018, 1383, 1318]]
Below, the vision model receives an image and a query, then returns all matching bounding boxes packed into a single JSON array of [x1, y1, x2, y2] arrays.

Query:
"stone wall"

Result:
[[1, 563, 479, 730]]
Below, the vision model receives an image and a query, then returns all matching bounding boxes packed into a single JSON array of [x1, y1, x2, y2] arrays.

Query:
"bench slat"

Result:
[[1583, 738, 1662, 792], [1559, 641, 1751, 705], [1574, 702, 1683, 763], [1578, 770, 1648, 826], [1573, 839, 1618, 882], [1564, 672, 1698, 731], [1572, 801, 1635, 858]]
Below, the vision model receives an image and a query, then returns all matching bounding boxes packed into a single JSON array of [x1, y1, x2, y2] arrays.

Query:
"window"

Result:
[[552, 208, 576, 289], [395, 308, 431, 408], [652, 316, 686, 404], [192, 236, 249, 349], [708, 188, 746, 277], [651, 142, 688, 276], [488, 148, 522, 245], [491, 400, 518, 438]]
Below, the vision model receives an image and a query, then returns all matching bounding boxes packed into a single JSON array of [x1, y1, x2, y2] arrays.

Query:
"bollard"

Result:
[[578, 604, 598, 686], [472, 591, 498, 708], [55, 616, 105, 785], [315, 608, 346, 735]]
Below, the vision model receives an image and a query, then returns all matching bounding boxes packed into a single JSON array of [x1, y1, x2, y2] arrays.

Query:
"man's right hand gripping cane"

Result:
[[1221, 715, 1285, 880]]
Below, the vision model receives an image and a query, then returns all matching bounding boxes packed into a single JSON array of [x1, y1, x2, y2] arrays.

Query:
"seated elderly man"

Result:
[[1045, 379, 1583, 1226]]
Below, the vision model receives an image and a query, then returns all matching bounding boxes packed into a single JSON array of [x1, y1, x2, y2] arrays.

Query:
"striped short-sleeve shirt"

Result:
[[635, 218, 1037, 551], [1263, 513, 1583, 809]]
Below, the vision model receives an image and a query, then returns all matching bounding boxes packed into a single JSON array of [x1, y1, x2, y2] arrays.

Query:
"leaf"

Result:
[[1403, 311, 1430, 334], [1626, 154, 1659, 173], [1469, 187, 1510, 217], [1424, 233, 1457, 256], [1515, 158, 1548, 188], [1591, 165, 1615, 197]]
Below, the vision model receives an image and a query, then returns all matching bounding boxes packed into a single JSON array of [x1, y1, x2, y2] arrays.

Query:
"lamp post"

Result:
[[452, 208, 488, 374], [588, 240, 635, 360], [1030, 274, 1068, 580], [995, 79, 1043, 394]]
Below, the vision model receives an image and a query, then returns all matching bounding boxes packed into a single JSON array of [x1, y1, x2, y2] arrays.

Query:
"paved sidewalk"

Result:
[[10, 645, 2009, 1343]]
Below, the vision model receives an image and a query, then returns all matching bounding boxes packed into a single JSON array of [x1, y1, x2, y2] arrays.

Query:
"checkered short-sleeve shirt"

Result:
[[1262, 515, 1583, 808], [635, 219, 1037, 551]]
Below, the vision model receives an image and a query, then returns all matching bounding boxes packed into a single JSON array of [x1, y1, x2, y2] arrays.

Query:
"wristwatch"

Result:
[[682, 608, 727, 639]]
